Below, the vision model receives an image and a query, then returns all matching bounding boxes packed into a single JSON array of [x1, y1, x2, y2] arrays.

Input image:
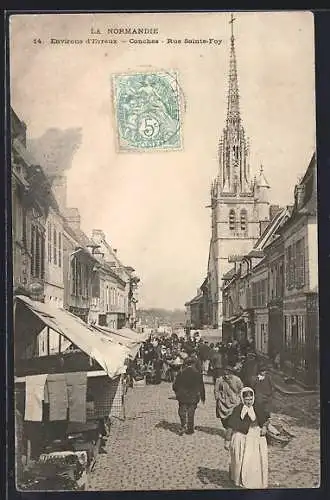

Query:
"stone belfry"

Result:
[[219, 13, 251, 195], [208, 14, 270, 331]]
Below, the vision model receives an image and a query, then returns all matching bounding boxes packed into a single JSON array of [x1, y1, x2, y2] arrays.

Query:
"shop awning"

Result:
[[92, 325, 143, 359], [98, 325, 149, 342], [15, 295, 130, 379]]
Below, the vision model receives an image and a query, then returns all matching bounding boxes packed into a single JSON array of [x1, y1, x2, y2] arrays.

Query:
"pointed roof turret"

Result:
[[256, 164, 270, 188]]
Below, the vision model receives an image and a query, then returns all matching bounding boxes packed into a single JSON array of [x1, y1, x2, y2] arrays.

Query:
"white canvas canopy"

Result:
[[92, 325, 142, 359], [14, 295, 142, 378], [97, 326, 150, 343]]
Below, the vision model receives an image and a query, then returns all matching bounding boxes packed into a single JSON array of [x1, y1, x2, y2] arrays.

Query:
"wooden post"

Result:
[[47, 326, 50, 356]]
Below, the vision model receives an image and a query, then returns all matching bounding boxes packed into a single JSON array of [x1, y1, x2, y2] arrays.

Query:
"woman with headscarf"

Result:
[[224, 387, 269, 489], [214, 365, 244, 429]]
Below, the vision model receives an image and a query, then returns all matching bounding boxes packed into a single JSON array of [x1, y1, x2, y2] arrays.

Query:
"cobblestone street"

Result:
[[88, 379, 320, 491]]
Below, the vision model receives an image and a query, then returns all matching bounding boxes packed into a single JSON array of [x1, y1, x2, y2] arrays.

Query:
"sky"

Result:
[[10, 12, 316, 309]]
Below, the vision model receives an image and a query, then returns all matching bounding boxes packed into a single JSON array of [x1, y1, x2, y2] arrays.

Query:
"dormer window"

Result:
[[229, 209, 236, 231]]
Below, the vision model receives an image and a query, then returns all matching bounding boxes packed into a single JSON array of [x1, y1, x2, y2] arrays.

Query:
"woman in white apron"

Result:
[[224, 387, 269, 489]]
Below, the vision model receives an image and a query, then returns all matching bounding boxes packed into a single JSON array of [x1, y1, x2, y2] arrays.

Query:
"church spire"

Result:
[[227, 14, 240, 126], [218, 13, 251, 195]]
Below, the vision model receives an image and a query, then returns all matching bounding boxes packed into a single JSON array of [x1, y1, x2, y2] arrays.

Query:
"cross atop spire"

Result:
[[229, 13, 236, 39], [226, 13, 240, 125], [217, 13, 252, 195]]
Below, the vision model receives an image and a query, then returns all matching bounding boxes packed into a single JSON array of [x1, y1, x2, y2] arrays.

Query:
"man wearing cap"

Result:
[[251, 362, 274, 414], [183, 343, 202, 373], [172, 357, 206, 435]]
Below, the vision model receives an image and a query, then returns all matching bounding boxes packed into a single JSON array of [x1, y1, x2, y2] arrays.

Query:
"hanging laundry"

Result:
[[24, 374, 48, 422], [46, 374, 68, 421], [65, 372, 87, 423]]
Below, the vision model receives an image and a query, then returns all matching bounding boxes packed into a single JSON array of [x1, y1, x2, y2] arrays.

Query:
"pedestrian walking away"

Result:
[[240, 352, 258, 387], [172, 356, 206, 435], [210, 347, 224, 384], [198, 340, 211, 375], [224, 387, 269, 489]]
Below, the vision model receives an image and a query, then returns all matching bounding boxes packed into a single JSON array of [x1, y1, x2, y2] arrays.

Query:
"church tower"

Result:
[[208, 14, 270, 330]]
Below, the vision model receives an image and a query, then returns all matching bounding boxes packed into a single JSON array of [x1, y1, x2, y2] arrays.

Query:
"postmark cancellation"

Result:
[[112, 71, 182, 152]]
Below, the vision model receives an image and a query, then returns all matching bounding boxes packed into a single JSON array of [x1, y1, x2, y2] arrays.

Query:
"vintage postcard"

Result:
[[9, 11, 319, 491]]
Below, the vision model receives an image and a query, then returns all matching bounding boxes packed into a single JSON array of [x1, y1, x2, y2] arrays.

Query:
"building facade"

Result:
[[184, 289, 204, 330], [222, 207, 291, 342], [12, 110, 140, 333], [264, 230, 285, 362], [11, 109, 58, 300], [281, 154, 318, 386], [221, 154, 318, 387], [44, 207, 65, 308], [250, 261, 269, 355], [90, 229, 139, 329]]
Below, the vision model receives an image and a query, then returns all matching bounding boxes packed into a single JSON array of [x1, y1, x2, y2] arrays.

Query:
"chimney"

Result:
[[64, 207, 81, 232], [52, 175, 67, 211], [294, 184, 305, 209], [269, 205, 281, 220], [92, 229, 106, 242]]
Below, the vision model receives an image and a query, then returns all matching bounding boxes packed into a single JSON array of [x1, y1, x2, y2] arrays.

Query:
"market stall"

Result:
[[14, 295, 144, 490]]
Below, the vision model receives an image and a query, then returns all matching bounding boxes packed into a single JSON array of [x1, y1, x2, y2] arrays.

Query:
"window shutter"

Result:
[[300, 238, 305, 287], [229, 210, 236, 231], [31, 225, 35, 277], [240, 209, 247, 231], [48, 222, 52, 263], [58, 232, 62, 268], [53, 228, 57, 265], [41, 233, 45, 279], [35, 230, 40, 278]]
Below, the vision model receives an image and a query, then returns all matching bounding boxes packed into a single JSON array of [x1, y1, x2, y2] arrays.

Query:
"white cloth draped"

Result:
[[240, 405, 256, 421]]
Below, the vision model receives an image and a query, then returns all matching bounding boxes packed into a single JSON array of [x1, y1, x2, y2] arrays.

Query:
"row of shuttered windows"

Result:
[[47, 222, 62, 268], [30, 222, 63, 280], [285, 237, 306, 289], [284, 314, 307, 369], [225, 238, 306, 312]]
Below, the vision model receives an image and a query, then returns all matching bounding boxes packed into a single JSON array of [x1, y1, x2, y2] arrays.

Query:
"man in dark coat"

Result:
[[183, 343, 202, 373], [196, 340, 212, 375], [172, 357, 206, 435], [240, 352, 258, 387], [227, 341, 239, 367], [210, 348, 224, 384], [251, 362, 274, 414]]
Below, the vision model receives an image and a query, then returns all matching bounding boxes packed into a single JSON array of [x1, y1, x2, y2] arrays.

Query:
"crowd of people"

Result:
[[126, 331, 290, 489]]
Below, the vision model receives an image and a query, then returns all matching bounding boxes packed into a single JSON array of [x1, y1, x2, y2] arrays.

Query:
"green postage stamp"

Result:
[[112, 71, 182, 152]]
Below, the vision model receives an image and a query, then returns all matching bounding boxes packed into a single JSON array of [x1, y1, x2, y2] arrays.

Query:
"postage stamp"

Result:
[[112, 71, 182, 152]]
